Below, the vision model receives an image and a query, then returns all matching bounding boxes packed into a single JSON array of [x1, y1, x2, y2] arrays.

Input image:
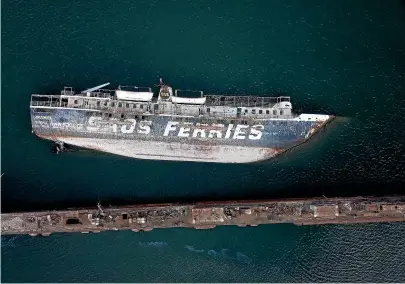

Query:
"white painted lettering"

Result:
[[121, 119, 136, 133], [209, 124, 225, 138], [192, 123, 207, 138], [110, 118, 119, 133], [138, 121, 152, 135], [212, 124, 225, 128], [192, 129, 206, 138], [35, 116, 51, 120], [86, 116, 103, 132], [233, 125, 249, 139], [208, 130, 223, 138], [57, 123, 76, 129], [178, 126, 191, 137], [34, 121, 50, 127], [164, 121, 179, 136], [178, 122, 193, 137], [225, 124, 234, 139], [249, 125, 264, 140]]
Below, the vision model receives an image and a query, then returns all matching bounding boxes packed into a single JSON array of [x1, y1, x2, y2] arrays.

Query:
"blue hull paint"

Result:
[[30, 108, 325, 150]]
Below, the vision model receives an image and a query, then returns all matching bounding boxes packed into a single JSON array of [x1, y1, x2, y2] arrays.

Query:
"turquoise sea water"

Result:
[[2, 0, 405, 282]]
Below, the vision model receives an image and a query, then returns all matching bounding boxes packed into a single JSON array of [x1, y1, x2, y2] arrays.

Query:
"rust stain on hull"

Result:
[[33, 115, 337, 163]]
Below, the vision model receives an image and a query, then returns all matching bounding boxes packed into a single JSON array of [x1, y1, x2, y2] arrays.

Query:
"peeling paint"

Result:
[[30, 86, 335, 163]]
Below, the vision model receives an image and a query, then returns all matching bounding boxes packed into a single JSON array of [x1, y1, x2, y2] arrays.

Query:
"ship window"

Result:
[[135, 115, 138, 119], [207, 108, 210, 113], [74, 100, 78, 104], [104, 102, 107, 106], [133, 104, 136, 108], [96, 101, 100, 106], [140, 104, 143, 109], [126, 104, 129, 108], [141, 116, 145, 120], [122, 214, 128, 220], [266, 110, 270, 114], [273, 110, 277, 115], [111, 102, 115, 107], [121, 114, 125, 119], [118, 103, 122, 108], [259, 110, 263, 114], [252, 109, 256, 114], [280, 110, 284, 115], [108, 113, 112, 118]]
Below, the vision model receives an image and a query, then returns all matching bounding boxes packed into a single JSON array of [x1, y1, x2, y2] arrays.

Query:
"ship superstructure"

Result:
[[29, 79, 334, 163]]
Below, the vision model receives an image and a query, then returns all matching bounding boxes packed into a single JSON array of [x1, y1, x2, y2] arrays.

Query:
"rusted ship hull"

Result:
[[30, 108, 334, 163]]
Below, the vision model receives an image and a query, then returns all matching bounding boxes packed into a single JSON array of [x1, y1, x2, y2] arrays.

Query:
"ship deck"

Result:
[[30, 88, 297, 120]]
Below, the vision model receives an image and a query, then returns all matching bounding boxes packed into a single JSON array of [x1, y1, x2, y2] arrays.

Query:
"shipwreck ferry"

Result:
[[29, 79, 334, 163]]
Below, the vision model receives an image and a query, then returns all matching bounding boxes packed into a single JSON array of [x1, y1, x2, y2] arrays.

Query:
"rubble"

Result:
[[2, 196, 405, 236]]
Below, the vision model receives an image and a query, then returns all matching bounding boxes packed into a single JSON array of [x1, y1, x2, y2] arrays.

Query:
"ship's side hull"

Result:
[[46, 137, 283, 163], [30, 108, 333, 163]]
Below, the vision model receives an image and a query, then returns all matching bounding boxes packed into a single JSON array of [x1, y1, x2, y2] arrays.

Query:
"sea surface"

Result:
[[2, 0, 405, 282]]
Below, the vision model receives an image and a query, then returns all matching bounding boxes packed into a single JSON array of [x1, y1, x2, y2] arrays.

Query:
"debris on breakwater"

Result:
[[2, 196, 405, 236]]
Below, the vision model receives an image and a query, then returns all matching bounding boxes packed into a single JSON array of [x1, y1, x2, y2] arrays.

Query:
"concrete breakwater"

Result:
[[2, 195, 405, 236]]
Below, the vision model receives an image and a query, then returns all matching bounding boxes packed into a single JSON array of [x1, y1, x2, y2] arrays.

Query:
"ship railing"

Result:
[[204, 95, 290, 107], [148, 106, 281, 119], [62, 89, 113, 99], [30, 94, 106, 110], [30, 100, 98, 110], [83, 91, 113, 99], [91, 102, 284, 119], [30, 95, 291, 118], [30, 101, 61, 108], [30, 95, 62, 108]]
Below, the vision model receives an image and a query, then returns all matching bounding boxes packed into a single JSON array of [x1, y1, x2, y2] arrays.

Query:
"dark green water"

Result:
[[2, 0, 405, 282]]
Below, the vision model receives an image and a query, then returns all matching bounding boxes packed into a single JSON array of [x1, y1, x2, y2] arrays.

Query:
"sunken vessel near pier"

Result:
[[30, 79, 334, 163]]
